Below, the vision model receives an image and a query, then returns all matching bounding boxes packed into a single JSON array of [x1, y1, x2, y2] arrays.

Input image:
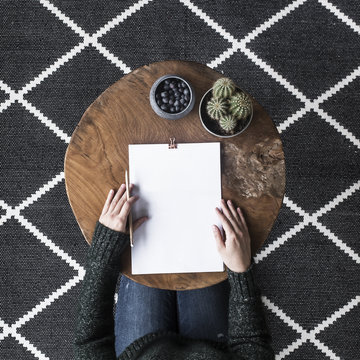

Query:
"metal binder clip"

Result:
[[169, 137, 177, 149]]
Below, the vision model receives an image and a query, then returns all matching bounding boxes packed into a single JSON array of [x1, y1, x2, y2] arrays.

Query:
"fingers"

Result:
[[101, 189, 114, 215], [212, 225, 225, 253], [113, 184, 134, 214], [227, 200, 241, 224], [215, 207, 233, 234], [220, 199, 239, 231], [237, 207, 248, 232], [133, 216, 148, 231], [108, 184, 134, 214], [108, 184, 126, 212], [119, 195, 139, 221]]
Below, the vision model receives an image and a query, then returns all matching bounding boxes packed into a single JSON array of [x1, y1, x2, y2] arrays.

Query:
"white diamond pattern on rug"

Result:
[[0, 218, 77, 324], [50, 0, 137, 34], [261, 305, 300, 355], [100, 0, 232, 69], [0, 0, 81, 90], [318, 189, 360, 254], [0, 103, 68, 206], [191, 0, 294, 40], [255, 225, 360, 331], [331, 0, 360, 24], [20, 180, 89, 267], [19, 285, 83, 360], [317, 304, 360, 360], [281, 111, 360, 213], [247, 0, 360, 100], [319, 76, 360, 141], [24, 47, 124, 137], [1, 0, 359, 359]]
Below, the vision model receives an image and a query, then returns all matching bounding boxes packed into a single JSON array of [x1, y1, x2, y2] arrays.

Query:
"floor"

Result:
[[1, 0, 359, 359]]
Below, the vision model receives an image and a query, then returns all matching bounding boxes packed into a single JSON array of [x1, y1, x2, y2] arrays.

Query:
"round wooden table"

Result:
[[64, 60, 285, 290]]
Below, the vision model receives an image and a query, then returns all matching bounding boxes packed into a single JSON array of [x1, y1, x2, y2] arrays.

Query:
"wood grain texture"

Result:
[[64, 60, 285, 290]]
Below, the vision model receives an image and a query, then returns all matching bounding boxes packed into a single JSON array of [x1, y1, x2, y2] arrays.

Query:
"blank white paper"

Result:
[[129, 142, 224, 275]]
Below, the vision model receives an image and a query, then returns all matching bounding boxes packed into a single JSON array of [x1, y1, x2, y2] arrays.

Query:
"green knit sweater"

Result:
[[74, 220, 274, 360]]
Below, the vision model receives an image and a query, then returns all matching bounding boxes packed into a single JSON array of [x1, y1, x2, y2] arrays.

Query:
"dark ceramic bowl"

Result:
[[199, 87, 253, 138], [149, 74, 195, 120]]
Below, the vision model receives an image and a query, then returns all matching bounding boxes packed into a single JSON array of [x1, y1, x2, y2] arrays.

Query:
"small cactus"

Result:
[[228, 92, 252, 120], [219, 114, 237, 133], [206, 96, 228, 120], [212, 77, 235, 98]]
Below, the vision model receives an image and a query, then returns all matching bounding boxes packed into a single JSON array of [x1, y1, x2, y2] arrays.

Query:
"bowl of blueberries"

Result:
[[149, 74, 195, 120]]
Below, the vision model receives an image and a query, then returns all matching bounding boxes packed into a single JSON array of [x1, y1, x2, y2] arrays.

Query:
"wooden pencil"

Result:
[[125, 169, 134, 247]]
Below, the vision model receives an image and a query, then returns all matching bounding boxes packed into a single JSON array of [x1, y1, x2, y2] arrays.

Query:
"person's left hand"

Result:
[[99, 184, 148, 233]]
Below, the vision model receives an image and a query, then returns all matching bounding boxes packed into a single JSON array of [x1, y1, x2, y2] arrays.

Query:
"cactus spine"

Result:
[[219, 114, 237, 133], [206, 97, 228, 120], [212, 77, 235, 98], [228, 92, 252, 120]]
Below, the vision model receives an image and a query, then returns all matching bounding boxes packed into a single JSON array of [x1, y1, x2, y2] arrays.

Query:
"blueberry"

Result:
[[174, 100, 180, 106], [170, 83, 176, 89], [161, 91, 167, 98], [165, 79, 170, 84], [174, 91, 180, 97], [169, 99, 174, 105], [168, 89, 173, 95], [183, 88, 189, 95], [160, 104, 168, 111], [184, 95, 189, 101], [163, 97, 169, 104], [170, 95, 175, 101], [157, 100, 162, 106], [179, 98, 185, 104], [183, 102, 188, 107], [163, 84, 169, 90], [181, 82, 186, 88], [178, 87, 183, 93], [177, 83, 182, 88], [170, 107, 175, 113], [156, 93, 161, 100], [175, 106, 180, 112]]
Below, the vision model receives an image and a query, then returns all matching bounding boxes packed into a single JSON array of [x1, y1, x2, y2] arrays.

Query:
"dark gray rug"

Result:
[[1, 0, 359, 359]]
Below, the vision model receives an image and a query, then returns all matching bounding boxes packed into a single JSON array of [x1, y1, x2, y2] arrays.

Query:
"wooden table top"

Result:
[[64, 60, 285, 290]]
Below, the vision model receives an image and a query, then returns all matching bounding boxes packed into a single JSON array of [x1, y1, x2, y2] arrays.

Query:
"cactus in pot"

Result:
[[204, 76, 252, 136], [228, 92, 252, 120], [218, 114, 237, 133], [206, 97, 228, 120], [212, 77, 236, 98]]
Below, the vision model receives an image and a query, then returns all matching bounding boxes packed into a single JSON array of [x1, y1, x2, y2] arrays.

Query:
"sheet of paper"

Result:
[[129, 142, 224, 275]]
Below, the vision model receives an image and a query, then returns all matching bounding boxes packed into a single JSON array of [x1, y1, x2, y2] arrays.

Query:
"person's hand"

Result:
[[212, 199, 251, 273], [99, 184, 148, 233]]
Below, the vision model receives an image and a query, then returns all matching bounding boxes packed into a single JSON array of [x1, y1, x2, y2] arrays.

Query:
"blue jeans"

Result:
[[114, 276, 230, 356]]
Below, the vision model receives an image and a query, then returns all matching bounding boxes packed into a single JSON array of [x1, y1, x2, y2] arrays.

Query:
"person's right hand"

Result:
[[212, 199, 251, 273]]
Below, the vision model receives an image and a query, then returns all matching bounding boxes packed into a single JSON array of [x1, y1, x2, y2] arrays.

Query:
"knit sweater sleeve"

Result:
[[74, 220, 129, 360], [227, 260, 275, 360]]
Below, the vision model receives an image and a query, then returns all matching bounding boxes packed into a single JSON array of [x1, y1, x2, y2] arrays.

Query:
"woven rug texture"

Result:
[[1, 0, 360, 359]]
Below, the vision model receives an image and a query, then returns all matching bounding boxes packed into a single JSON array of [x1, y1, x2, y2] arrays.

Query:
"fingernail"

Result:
[[227, 200, 231, 205], [109, 189, 113, 193]]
